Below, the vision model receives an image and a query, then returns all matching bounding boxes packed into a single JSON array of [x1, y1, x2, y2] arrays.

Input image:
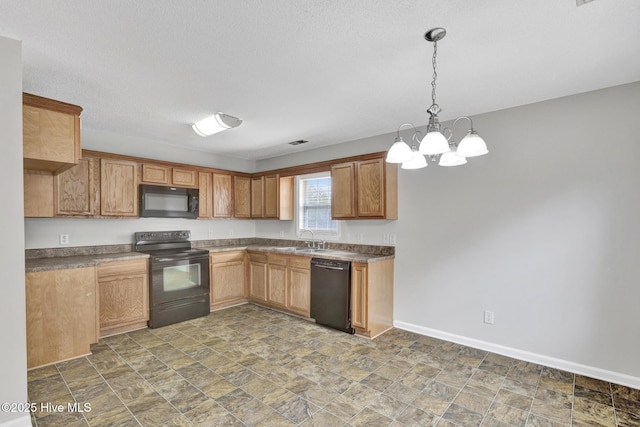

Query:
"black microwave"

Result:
[[140, 184, 199, 219]]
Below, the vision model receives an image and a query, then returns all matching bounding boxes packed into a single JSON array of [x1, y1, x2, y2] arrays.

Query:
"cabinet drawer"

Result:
[[98, 258, 148, 278], [248, 252, 267, 263], [288, 255, 310, 270], [268, 253, 287, 266], [210, 251, 244, 264]]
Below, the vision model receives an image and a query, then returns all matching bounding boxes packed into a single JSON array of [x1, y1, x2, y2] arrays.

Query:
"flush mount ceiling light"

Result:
[[386, 28, 488, 169], [192, 113, 242, 137]]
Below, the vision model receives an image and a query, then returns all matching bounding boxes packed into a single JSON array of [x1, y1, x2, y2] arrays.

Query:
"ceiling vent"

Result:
[[288, 140, 308, 146]]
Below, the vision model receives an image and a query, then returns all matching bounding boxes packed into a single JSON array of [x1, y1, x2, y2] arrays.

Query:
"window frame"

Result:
[[296, 171, 340, 239]]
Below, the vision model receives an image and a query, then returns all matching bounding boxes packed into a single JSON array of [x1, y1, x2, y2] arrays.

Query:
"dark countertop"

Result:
[[25, 252, 149, 273], [25, 244, 393, 273], [205, 245, 394, 263]]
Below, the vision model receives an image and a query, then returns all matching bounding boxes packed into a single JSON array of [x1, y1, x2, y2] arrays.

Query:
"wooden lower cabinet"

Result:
[[97, 258, 149, 337], [210, 251, 247, 309], [249, 253, 311, 317], [26, 267, 98, 369], [267, 254, 287, 308], [248, 252, 268, 302], [351, 259, 394, 338], [287, 256, 311, 317]]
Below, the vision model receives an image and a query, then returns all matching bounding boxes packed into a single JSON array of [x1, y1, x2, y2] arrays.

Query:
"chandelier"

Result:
[[386, 28, 488, 169]]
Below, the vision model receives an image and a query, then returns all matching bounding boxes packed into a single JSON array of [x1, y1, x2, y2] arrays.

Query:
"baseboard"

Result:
[[0, 414, 32, 427], [394, 320, 640, 390]]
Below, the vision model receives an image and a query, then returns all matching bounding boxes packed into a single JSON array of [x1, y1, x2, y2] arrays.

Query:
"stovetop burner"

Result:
[[134, 230, 206, 255]]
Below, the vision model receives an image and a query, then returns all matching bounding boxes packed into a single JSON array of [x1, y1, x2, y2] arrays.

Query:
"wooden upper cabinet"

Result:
[[141, 164, 170, 185], [263, 174, 280, 218], [24, 171, 54, 218], [23, 93, 82, 175], [357, 159, 385, 218], [198, 172, 213, 219], [331, 163, 357, 219], [100, 159, 139, 217], [332, 158, 397, 220], [249, 174, 292, 220], [172, 168, 197, 187], [213, 174, 233, 218], [55, 157, 98, 216], [141, 163, 197, 187], [234, 176, 251, 218], [251, 176, 264, 218]]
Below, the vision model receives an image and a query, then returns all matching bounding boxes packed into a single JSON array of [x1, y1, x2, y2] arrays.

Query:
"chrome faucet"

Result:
[[300, 229, 315, 248]]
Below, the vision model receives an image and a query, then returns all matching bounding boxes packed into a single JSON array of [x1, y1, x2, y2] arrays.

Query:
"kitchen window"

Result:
[[297, 172, 339, 238]]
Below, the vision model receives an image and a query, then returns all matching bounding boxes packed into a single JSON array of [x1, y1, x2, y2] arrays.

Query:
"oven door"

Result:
[[150, 254, 210, 307]]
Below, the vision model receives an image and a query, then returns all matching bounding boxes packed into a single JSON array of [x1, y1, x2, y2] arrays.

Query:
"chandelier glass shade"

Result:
[[386, 27, 488, 169], [385, 136, 413, 163]]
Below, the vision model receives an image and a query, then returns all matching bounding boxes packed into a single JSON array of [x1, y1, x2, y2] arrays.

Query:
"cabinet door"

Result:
[[357, 158, 385, 218], [248, 253, 267, 302], [251, 176, 264, 218], [263, 174, 279, 218], [26, 267, 97, 369], [97, 259, 149, 337], [100, 159, 138, 216], [198, 172, 213, 219], [268, 263, 287, 308], [141, 164, 170, 185], [55, 157, 97, 216], [172, 168, 197, 187], [213, 174, 233, 218], [23, 94, 81, 174], [331, 163, 356, 219], [234, 176, 251, 218], [210, 252, 246, 306], [24, 171, 54, 218], [287, 256, 311, 317], [350, 263, 368, 330]]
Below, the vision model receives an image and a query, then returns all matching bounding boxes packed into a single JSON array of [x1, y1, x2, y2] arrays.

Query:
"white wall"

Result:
[[256, 81, 640, 388], [83, 128, 256, 173], [25, 218, 255, 249], [0, 36, 30, 427]]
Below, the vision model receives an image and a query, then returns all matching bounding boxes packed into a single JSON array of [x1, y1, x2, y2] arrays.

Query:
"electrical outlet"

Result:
[[208, 229, 215, 238], [383, 233, 389, 244], [484, 310, 495, 325], [279, 231, 284, 238], [59, 234, 69, 245], [356, 233, 364, 242], [389, 233, 397, 244], [228, 230, 234, 237]]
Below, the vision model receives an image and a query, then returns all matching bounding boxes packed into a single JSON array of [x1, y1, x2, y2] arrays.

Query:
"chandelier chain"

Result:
[[431, 41, 438, 107]]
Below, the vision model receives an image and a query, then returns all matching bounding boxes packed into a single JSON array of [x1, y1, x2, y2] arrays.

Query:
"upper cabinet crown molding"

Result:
[[23, 92, 82, 175]]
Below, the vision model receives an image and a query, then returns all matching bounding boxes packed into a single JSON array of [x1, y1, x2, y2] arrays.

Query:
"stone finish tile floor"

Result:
[[28, 304, 640, 426]]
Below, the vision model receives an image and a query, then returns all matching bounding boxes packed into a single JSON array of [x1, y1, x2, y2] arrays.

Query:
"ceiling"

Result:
[[1, 0, 639, 161]]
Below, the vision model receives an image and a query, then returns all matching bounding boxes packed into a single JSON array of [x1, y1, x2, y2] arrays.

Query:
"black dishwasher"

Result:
[[310, 258, 354, 334]]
